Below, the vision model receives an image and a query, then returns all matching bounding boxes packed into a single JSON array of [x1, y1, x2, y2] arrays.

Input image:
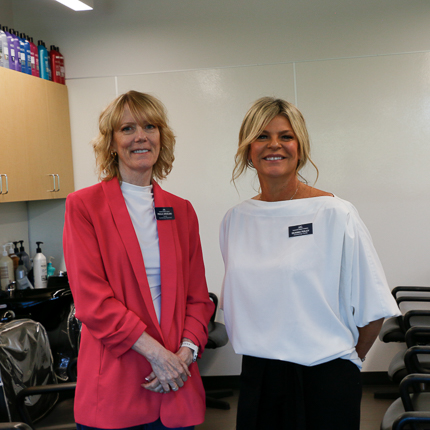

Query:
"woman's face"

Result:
[[248, 115, 300, 183], [112, 104, 161, 186]]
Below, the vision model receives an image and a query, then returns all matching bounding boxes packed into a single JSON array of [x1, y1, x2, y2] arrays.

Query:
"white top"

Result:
[[220, 195, 400, 368], [121, 182, 161, 323]]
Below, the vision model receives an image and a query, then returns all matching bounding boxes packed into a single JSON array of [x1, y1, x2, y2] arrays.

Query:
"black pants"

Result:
[[237, 356, 362, 430]]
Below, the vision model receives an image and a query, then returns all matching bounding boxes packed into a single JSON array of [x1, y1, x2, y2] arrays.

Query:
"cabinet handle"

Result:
[[47, 174, 56, 192], [0, 174, 8, 195], [56, 174, 60, 192]]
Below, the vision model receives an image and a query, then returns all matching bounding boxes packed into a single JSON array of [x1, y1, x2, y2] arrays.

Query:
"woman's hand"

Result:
[[133, 332, 191, 393]]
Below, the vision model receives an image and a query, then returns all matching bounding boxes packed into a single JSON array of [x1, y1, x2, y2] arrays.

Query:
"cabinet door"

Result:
[[45, 83, 74, 199], [0, 67, 31, 202]]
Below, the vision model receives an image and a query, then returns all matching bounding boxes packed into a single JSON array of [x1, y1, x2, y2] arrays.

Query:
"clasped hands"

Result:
[[142, 344, 193, 394]]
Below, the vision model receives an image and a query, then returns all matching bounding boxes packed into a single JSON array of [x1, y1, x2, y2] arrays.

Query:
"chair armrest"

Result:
[[392, 286, 430, 299], [399, 374, 430, 411], [15, 382, 76, 428], [209, 293, 218, 323], [0, 424, 32, 430], [404, 325, 430, 346], [393, 411, 430, 430], [404, 345, 430, 373], [404, 310, 430, 331]]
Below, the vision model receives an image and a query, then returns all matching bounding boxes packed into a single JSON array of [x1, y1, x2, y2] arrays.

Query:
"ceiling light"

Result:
[[54, 0, 93, 11]]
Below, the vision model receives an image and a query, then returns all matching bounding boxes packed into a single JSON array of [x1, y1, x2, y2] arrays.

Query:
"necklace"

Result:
[[259, 183, 300, 201]]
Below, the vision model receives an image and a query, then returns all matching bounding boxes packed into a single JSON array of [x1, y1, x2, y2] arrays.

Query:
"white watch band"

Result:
[[181, 341, 198, 362]]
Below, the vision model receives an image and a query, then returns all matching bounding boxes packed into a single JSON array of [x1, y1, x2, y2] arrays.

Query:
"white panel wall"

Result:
[[3, 0, 430, 376]]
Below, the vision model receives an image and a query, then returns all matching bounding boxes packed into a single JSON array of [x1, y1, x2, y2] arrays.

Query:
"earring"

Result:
[[248, 159, 254, 168], [110, 151, 117, 158]]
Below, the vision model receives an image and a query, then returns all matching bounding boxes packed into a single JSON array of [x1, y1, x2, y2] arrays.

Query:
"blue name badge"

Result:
[[155, 207, 175, 220], [289, 223, 313, 238]]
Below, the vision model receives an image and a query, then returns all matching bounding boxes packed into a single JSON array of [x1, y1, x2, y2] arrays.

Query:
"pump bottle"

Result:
[[33, 241, 47, 289], [18, 240, 31, 273], [0, 244, 14, 289], [7, 243, 19, 273], [15, 256, 33, 290]]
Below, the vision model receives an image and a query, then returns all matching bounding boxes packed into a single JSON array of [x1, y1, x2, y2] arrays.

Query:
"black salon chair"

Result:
[[0, 317, 76, 430], [204, 293, 233, 410], [381, 373, 430, 430], [379, 287, 430, 343]]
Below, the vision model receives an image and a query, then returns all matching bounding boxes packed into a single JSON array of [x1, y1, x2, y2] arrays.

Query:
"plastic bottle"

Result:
[[49, 45, 61, 83], [33, 241, 47, 289], [38, 40, 50, 80], [21, 33, 31, 74], [29, 36, 39, 77], [47, 256, 55, 277], [0, 25, 9, 69], [2, 27, 13, 70], [10, 30, 21, 72], [7, 28, 16, 71], [0, 244, 14, 289], [15, 256, 33, 290], [7, 243, 19, 273], [57, 46, 65, 84], [18, 240, 31, 273]]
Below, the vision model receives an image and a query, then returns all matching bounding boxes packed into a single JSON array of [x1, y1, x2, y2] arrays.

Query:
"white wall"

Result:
[[3, 0, 430, 375]]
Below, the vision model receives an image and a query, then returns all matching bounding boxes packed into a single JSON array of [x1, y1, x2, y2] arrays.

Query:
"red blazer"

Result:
[[63, 178, 214, 428]]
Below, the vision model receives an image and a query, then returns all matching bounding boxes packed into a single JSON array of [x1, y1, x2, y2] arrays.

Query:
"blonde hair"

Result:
[[93, 91, 175, 182], [232, 97, 318, 183]]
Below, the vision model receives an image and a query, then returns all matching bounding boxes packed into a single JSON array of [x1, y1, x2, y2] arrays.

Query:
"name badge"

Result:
[[289, 223, 313, 237], [155, 207, 175, 220]]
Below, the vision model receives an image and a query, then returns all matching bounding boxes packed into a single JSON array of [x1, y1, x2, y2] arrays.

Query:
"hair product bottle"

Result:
[[0, 245, 14, 289], [29, 36, 39, 77], [33, 241, 47, 289], [2, 27, 13, 70], [56, 46, 65, 84], [21, 33, 31, 74], [38, 40, 50, 80], [7, 243, 19, 273], [15, 256, 33, 290], [0, 25, 9, 68], [18, 240, 31, 273]]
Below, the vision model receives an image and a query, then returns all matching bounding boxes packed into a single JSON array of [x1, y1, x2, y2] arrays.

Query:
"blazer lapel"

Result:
[[153, 182, 179, 347], [102, 179, 163, 340]]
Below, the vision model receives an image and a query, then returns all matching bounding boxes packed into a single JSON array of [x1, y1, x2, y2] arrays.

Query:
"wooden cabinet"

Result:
[[0, 67, 74, 202]]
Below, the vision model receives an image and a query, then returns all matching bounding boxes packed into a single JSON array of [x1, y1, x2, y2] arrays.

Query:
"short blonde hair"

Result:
[[232, 97, 318, 183], [93, 91, 175, 182]]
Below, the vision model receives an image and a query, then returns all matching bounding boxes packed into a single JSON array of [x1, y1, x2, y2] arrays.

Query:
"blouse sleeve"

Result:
[[341, 203, 400, 327], [63, 192, 147, 358]]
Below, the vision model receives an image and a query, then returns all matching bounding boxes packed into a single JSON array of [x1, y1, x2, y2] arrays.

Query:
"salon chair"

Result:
[[379, 287, 430, 343], [204, 293, 233, 410], [381, 373, 430, 430], [0, 317, 76, 430]]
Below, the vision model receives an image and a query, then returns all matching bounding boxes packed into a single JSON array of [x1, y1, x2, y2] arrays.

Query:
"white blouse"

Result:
[[121, 182, 161, 323], [220, 195, 400, 368]]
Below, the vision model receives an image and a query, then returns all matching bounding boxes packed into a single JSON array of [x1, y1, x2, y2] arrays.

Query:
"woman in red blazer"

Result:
[[63, 91, 214, 430]]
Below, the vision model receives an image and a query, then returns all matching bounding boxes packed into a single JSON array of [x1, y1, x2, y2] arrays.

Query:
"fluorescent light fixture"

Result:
[[54, 0, 93, 11]]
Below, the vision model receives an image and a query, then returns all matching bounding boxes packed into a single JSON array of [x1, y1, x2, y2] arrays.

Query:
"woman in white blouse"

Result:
[[220, 97, 400, 430]]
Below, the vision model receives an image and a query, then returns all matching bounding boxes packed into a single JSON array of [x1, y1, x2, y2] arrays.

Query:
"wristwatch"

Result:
[[181, 341, 199, 362]]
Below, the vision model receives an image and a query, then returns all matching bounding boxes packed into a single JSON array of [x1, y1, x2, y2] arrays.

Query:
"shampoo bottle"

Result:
[[0, 25, 9, 69], [11, 30, 21, 72], [29, 36, 39, 77], [21, 33, 31, 74], [7, 243, 19, 273], [56, 46, 65, 84], [15, 256, 33, 290], [0, 244, 14, 289], [47, 256, 55, 277], [2, 27, 13, 70], [38, 40, 50, 80], [18, 240, 31, 272], [33, 241, 47, 289]]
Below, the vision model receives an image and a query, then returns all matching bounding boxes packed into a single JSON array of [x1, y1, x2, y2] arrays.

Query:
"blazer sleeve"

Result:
[[181, 200, 214, 354], [63, 192, 147, 358]]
